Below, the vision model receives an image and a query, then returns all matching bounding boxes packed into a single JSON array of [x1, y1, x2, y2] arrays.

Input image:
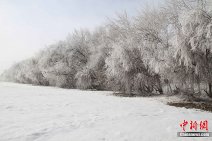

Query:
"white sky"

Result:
[[0, 0, 161, 73]]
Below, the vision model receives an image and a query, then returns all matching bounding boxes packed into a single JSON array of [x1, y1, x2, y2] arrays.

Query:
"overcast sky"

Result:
[[0, 0, 161, 73]]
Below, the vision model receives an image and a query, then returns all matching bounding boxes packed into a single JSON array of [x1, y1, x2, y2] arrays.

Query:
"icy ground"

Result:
[[0, 82, 212, 141]]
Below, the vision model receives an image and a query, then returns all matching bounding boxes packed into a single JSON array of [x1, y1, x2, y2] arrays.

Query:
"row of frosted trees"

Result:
[[1, 0, 212, 97]]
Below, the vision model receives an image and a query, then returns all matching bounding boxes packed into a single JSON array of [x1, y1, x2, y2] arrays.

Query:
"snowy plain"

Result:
[[0, 82, 212, 141]]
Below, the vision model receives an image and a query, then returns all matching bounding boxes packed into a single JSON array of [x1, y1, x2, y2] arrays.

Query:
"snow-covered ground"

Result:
[[0, 82, 211, 141]]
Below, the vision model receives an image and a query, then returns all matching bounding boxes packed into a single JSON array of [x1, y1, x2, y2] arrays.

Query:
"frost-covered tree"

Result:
[[37, 30, 91, 88], [173, 8, 212, 97], [105, 14, 163, 95], [1, 58, 47, 85], [75, 27, 110, 90]]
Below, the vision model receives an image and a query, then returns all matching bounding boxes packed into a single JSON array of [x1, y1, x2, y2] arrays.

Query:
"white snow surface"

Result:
[[0, 82, 212, 141]]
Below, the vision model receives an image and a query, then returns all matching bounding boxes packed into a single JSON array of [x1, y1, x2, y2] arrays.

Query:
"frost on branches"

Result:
[[1, 0, 212, 98]]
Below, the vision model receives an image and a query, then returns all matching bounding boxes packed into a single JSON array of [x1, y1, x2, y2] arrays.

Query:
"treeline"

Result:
[[1, 0, 212, 97]]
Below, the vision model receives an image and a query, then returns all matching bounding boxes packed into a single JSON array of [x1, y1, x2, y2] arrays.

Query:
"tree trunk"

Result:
[[197, 82, 201, 94], [125, 74, 131, 96], [157, 80, 163, 94], [205, 49, 212, 98], [191, 71, 195, 94], [196, 75, 201, 94], [168, 83, 173, 95], [158, 87, 163, 94], [191, 82, 195, 94], [208, 83, 212, 98]]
